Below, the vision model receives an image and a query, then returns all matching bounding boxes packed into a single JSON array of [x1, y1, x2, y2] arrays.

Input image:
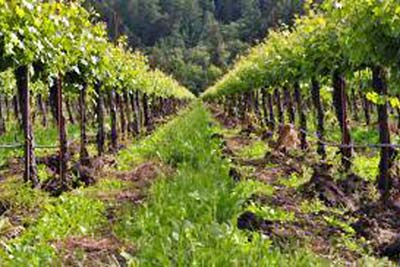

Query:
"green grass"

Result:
[[237, 139, 269, 159], [352, 154, 379, 182], [0, 188, 106, 266], [114, 102, 328, 267]]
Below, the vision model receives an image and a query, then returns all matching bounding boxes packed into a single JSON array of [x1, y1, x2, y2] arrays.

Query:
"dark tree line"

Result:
[[86, 0, 304, 94]]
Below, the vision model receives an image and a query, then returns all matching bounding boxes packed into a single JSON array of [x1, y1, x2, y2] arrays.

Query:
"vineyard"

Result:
[[0, 0, 400, 266]]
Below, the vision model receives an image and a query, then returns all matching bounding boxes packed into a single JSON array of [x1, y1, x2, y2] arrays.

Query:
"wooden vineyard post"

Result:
[[57, 76, 68, 189], [15, 65, 38, 186], [95, 83, 105, 156]]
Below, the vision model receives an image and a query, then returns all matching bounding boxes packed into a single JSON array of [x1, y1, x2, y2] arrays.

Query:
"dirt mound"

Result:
[[116, 161, 169, 187], [274, 124, 300, 153], [96, 189, 144, 205], [300, 164, 357, 211], [210, 107, 241, 129], [55, 236, 135, 267], [56, 236, 122, 252], [351, 202, 400, 259], [225, 136, 253, 154]]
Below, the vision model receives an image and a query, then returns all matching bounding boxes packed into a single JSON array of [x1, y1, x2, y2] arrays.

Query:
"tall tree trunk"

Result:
[[110, 90, 118, 152], [332, 71, 352, 171], [373, 66, 394, 201], [311, 78, 326, 159], [15, 65, 38, 186], [79, 84, 90, 166], [56, 76, 68, 188], [37, 94, 48, 127], [274, 88, 284, 124], [294, 82, 307, 150], [95, 84, 105, 156]]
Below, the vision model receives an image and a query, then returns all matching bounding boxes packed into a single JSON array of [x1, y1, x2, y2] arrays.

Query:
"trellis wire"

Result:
[[0, 142, 74, 149], [298, 128, 400, 149]]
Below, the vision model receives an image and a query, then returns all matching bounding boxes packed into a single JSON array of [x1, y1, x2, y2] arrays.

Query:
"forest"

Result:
[[0, 0, 400, 266], [87, 0, 304, 94]]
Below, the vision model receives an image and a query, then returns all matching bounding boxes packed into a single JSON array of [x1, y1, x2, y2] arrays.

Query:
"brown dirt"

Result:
[[351, 202, 400, 260], [225, 136, 254, 154], [96, 189, 145, 205], [211, 108, 373, 263], [55, 161, 173, 266], [55, 236, 135, 267], [114, 161, 173, 188], [207, 104, 241, 129]]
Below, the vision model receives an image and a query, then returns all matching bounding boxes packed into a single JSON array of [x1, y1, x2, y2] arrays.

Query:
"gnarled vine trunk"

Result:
[[116, 93, 127, 138], [294, 82, 307, 150], [109, 89, 118, 152], [254, 90, 263, 125], [274, 88, 284, 124], [131, 91, 141, 136], [267, 91, 275, 130], [284, 86, 295, 124], [37, 94, 48, 127], [373, 66, 395, 201], [311, 78, 326, 159], [261, 88, 269, 126], [332, 71, 352, 171], [65, 99, 75, 125], [142, 93, 151, 133]]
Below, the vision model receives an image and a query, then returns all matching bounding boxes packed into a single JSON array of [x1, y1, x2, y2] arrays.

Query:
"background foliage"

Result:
[[86, 0, 305, 95]]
